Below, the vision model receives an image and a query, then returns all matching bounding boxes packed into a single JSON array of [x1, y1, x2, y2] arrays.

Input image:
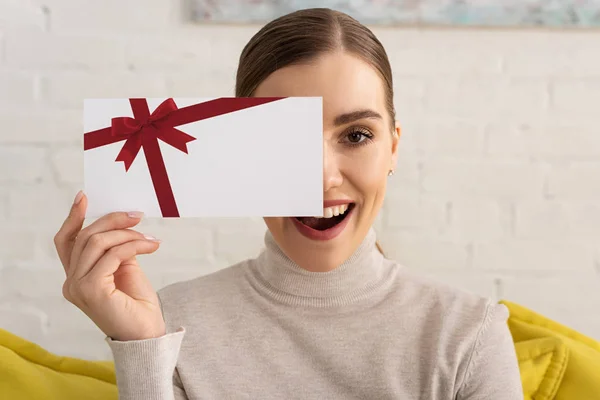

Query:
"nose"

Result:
[[323, 142, 343, 192]]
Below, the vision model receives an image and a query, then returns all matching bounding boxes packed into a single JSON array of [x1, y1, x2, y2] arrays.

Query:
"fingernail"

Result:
[[127, 211, 144, 219], [73, 190, 84, 205], [143, 234, 161, 242]]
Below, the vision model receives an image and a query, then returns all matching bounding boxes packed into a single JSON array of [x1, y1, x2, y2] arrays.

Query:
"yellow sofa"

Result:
[[1, 301, 599, 399], [501, 300, 600, 400], [0, 329, 117, 400]]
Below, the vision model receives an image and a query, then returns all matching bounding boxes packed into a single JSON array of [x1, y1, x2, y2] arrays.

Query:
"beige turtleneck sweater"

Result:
[[106, 229, 523, 399]]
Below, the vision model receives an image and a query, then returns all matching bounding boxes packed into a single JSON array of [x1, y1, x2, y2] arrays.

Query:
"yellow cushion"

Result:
[[514, 337, 568, 399], [501, 300, 600, 400], [0, 328, 117, 400]]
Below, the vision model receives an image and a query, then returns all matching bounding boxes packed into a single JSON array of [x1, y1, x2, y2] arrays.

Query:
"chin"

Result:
[[265, 203, 365, 270]]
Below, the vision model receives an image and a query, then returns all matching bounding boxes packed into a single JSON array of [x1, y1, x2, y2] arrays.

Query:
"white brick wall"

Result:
[[1, 1, 599, 360]]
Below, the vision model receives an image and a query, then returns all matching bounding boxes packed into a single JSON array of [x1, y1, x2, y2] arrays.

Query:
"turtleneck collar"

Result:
[[252, 228, 387, 307]]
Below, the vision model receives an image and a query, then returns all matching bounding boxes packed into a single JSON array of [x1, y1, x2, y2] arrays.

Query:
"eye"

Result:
[[342, 127, 374, 147], [348, 131, 365, 143]]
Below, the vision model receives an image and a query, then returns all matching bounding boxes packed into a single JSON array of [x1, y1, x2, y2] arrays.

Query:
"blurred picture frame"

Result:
[[191, 0, 600, 28]]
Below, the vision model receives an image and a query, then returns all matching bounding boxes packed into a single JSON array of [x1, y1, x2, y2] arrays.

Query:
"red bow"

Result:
[[108, 98, 195, 171], [84, 97, 283, 217]]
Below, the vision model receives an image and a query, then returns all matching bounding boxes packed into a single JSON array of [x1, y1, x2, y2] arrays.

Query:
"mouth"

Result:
[[295, 203, 355, 230], [291, 203, 355, 241]]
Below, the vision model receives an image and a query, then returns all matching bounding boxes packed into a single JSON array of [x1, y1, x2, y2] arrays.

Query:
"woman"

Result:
[[54, 8, 522, 400]]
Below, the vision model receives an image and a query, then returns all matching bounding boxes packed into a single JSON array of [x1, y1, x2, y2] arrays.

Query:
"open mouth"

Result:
[[294, 203, 355, 231]]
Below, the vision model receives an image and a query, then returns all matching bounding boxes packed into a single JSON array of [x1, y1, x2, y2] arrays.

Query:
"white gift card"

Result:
[[83, 97, 323, 218]]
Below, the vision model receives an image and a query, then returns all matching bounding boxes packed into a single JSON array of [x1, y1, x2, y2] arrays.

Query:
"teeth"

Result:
[[318, 204, 349, 218]]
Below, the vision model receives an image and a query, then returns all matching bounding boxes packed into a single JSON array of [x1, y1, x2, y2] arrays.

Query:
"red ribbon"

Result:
[[84, 97, 283, 217]]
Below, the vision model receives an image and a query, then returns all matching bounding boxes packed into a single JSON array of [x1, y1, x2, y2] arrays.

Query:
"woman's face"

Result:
[[254, 51, 401, 272]]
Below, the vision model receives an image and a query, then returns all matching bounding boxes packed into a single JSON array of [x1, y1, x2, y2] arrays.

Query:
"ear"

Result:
[[390, 120, 401, 169]]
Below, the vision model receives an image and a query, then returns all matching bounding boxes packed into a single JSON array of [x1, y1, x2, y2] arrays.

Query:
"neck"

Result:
[[253, 228, 386, 304], [279, 240, 367, 273]]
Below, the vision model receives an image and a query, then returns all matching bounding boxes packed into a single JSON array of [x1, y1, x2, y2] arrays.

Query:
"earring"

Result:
[[388, 169, 394, 176]]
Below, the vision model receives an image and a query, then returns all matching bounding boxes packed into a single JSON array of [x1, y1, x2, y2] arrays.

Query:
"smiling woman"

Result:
[[238, 13, 401, 271], [55, 7, 523, 400]]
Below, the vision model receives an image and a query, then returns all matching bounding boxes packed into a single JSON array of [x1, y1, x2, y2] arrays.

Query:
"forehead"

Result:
[[253, 52, 387, 125]]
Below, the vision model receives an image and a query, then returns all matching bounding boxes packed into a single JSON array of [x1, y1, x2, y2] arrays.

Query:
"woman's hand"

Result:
[[54, 191, 166, 341]]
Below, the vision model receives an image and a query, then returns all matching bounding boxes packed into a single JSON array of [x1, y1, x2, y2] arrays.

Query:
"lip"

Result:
[[291, 204, 354, 241], [323, 199, 354, 207]]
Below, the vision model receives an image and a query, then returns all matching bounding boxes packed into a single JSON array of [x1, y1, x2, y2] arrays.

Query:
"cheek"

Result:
[[264, 217, 286, 232], [344, 146, 389, 200]]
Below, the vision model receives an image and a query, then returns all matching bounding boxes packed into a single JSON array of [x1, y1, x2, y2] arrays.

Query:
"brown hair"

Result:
[[235, 7, 393, 256]]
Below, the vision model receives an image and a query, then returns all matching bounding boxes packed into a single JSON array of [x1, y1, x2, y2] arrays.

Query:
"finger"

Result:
[[54, 190, 87, 274], [70, 210, 145, 276], [112, 262, 155, 301], [72, 229, 160, 280], [81, 239, 160, 284]]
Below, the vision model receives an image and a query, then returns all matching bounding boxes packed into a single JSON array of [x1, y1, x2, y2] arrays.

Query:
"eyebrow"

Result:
[[333, 109, 383, 127]]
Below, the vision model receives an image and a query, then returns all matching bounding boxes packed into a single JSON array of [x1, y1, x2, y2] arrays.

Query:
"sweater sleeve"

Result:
[[105, 327, 188, 400], [456, 303, 524, 400]]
